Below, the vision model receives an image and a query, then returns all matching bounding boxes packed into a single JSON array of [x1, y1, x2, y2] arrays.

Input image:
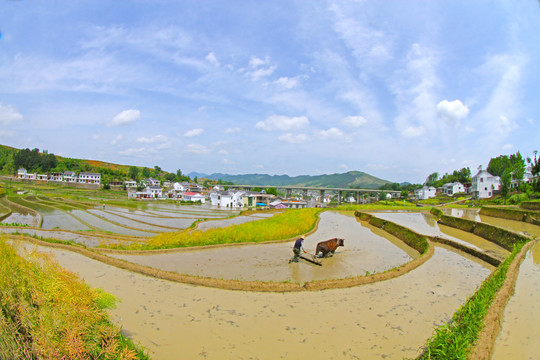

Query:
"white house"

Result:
[[147, 186, 163, 198], [78, 172, 101, 184], [442, 182, 465, 196], [146, 178, 160, 187], [510, 170, 535, 190], [17, 168, 27, 178], [124, 180, 137, 188], [471, 169, 500, 199], [49, 173, 63, 182], [210, 190, 245, 208], [63, 171, 78, 183], [415, 186, 437, 200], [36, 174, 48, 181], [181, 192, 205, 203]]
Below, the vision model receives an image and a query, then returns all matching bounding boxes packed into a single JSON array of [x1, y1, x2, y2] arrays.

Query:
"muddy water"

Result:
[[1, 212, 39, 226], [87, 209, 179, 232], [372, 211, 509, 258], [492, 241, 540, 360], [24, 242, 491, 360], [112, 211, 418, 282], [196, 213, 275, 231], [479, 214, 540, 238], [441, 207, 481, 221], [0, 228, 144, 247], [68, 210, 156, 237]]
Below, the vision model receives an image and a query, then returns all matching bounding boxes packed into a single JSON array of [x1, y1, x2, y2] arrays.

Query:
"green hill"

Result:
[[190, 171, 390, 189]]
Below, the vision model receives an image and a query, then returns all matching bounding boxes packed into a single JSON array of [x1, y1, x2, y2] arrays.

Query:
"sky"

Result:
[[0, 0, 539, 184]]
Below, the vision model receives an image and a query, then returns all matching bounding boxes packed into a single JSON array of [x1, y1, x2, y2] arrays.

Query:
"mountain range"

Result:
[[188, 171, 390, 189]]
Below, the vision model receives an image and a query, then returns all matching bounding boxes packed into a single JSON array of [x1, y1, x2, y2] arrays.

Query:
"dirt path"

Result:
[[22, 242, 491, 360]]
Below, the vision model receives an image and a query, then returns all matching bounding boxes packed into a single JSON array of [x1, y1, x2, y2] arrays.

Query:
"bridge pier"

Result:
[[286, 188, 292, 199], [337, 190, 342, 205], [319, 189, 325, 204]]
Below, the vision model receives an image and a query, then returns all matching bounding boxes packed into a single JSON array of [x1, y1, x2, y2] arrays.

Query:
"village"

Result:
[[14, 164, 539, 208]]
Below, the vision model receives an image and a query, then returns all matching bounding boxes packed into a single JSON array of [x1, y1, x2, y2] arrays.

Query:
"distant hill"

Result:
[[188, 171, 390, 189], [0, 144, 150, 178]]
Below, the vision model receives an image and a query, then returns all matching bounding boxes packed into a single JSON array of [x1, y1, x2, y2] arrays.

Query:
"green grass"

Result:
[[0, 236, 149, 359], [107, 208, 323, 250], [417, 241, 526, 359]]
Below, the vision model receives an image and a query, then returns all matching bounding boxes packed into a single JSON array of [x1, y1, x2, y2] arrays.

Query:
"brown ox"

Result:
[[315, 238, 344, 258]]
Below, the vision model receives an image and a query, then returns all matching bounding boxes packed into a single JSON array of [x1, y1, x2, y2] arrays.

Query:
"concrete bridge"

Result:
[[229, 184, 401, 205]]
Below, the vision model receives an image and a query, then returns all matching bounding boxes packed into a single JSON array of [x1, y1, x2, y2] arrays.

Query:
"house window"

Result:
[[480, 178, 483, 182]]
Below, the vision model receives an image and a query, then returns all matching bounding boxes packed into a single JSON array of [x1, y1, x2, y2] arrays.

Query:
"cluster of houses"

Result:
[[17, 168, 101, 184], [414, 167, 537, 200], [130, 180, 312, 209]]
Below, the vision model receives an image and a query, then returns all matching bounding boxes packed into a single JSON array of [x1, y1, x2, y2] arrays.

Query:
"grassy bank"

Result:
[[106, 208, 322, 250], [0, 237, 148, 359], [417, 240, 526, 359]]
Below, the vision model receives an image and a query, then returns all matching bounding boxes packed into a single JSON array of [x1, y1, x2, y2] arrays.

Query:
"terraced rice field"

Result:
[[3, 196, 538, 359]]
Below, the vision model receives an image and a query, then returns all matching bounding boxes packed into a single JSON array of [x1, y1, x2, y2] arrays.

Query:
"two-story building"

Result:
[[415, 186, 437, 200], [471, 169, 500, 199], [210, 190, 245, 208], [442, 182, 465, 196], [78, 172, 101, 184]]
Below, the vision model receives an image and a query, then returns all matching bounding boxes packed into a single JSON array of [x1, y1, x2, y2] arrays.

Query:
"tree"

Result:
[[509, 152, 525, 185], [266, 187, 278, 196], [400, 190, 409, 199], [425, 172, 439, 186], [142, 167, 151, 178], [165, 172, 176, 182], [487, 155, 511, 177], [527, 151, 540, 191], [128, 166, 140, 180]]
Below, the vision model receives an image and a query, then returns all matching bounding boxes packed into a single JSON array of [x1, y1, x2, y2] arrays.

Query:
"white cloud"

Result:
[[249, 56, 270, 68], [137, 134, 167, 143], [503, 144, 513, 150], [341, 115, 367, 128], [221, 158, 235, 164], [495, 115, 518, 134], [185, 144, 210, 154], [319, 127, 344, 139], [0, 103, 23, 125], [401, 126, 425, 137], [255, 115, 309, 131], [184, 128, 204, 137], [206, 52, 220, 66], [109, 109, 140, 127], [274, 77, 299, 89], [245, 56, 276, 81], [218, 149, 229, 155], [436, 99, 469, 125], [222, 127, 242, 134], [278, 133, 310, 144]]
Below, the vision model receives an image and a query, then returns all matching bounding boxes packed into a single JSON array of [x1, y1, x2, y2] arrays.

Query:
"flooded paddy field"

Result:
[[5, 200, 535, 359], [23, 241, 491, 360], [196, 212, 276, 231], [372, 211, 509, 259], [492, 241, 540, 359], [442, 207, 540, 237], [110, 211, 418, 282]]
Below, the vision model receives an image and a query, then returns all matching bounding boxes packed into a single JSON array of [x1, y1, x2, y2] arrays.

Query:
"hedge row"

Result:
[[480, 206, 540, 226], [521, 201, 540, 210], [438, 214, 529, 251], [354, 211, 429, 254]]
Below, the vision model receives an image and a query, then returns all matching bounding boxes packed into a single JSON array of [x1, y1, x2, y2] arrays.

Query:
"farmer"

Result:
[[289, 235, 306, 263]]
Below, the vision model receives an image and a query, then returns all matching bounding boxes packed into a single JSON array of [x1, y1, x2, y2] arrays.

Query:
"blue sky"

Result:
[[1, 1, 539, 183]]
